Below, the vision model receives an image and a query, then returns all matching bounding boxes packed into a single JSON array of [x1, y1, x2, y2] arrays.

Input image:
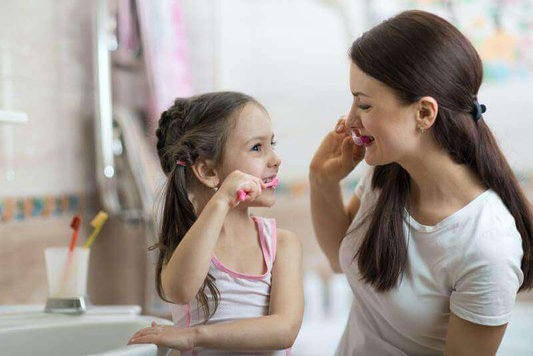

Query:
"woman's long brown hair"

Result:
[[349, 10, 533, 292], [152, 91, 260, 321]]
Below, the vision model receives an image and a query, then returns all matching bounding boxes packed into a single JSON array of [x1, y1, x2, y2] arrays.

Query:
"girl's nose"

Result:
[[270, 151, 281, 168]]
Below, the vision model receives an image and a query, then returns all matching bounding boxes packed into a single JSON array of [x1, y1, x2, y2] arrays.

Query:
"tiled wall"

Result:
[[0, 0, 148, 306], [0, 0, 96, 198]]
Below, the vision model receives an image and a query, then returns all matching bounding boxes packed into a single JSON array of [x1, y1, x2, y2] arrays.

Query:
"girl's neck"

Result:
[[219, 208, 257, 242], [195, 194, 256, 243]]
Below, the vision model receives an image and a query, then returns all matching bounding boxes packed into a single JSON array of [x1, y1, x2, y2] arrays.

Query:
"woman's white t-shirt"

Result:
[[336, 168, 524, 355]]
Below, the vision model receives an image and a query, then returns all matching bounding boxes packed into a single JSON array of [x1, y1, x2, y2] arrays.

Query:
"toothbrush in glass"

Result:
[[56, 215, 82, 297], [84, 211, 109, 249]]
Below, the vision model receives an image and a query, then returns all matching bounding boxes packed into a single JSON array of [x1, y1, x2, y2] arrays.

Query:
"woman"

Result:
[[310, 10, 533, 355]]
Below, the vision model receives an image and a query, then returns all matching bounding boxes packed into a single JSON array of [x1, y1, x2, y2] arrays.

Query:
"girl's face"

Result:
[[346, 64, 420, 166], [219, 103, 281, 207]]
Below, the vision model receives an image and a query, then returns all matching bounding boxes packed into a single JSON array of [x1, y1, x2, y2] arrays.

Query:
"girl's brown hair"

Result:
[[152, 91, 261, 321], [349, 10, 533, 292]]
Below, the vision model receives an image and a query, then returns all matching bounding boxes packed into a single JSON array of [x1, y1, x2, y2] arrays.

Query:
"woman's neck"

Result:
[[400, 146, 487, 211]]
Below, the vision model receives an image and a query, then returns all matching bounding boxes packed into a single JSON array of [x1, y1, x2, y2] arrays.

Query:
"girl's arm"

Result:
[[130, 229, 304, 351], [162, 171, 264, 304], [162, 197, 229, 304], [444, 312, 507, 355]]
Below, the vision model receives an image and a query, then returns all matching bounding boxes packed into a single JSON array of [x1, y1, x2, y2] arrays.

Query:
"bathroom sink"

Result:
[[0, 305, 173, 356]]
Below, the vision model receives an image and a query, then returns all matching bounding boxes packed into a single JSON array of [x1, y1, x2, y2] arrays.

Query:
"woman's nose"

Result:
[[346, 109, 362, 130]]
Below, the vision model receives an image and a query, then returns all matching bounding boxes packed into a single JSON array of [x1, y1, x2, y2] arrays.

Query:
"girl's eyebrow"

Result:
[[245, 134, 275, 145]]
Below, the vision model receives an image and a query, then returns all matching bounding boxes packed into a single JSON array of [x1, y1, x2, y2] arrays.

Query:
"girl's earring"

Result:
[[213, 184, 218, 192], [419, 126, 426, 133]]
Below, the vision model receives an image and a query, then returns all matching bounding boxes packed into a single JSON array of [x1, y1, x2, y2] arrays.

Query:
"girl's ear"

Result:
[[190, 158, 219, 189]]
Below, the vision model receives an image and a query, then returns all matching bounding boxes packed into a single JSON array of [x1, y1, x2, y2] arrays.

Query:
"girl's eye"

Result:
[[358, 104, 371, 110], [271, 141, 277, 149], [252, 144, 261, 152]]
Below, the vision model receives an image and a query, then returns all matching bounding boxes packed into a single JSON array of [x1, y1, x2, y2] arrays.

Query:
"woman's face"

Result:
[[346, 64, 420, 166]]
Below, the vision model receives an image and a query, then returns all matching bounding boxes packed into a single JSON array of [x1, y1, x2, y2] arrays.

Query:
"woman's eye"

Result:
[[358, 104, 371, 110], [271, 141, 277, 149]]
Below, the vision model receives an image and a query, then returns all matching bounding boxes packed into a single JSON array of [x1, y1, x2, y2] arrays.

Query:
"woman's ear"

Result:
[[416, 96, 438, 130], [190, 158, 219, 190]]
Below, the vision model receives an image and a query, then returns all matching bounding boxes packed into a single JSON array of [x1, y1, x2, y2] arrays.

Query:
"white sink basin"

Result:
[[0, 305, 173, 356]]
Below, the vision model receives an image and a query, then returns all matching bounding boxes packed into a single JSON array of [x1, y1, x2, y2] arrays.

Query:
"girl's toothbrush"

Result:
[[57, 215, 82, 297], [237, 178, 280, 202], [83, 211, 109, 249]]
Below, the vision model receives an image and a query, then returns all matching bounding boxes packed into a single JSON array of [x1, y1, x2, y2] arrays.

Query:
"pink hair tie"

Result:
[[176, 160, 187, 167]]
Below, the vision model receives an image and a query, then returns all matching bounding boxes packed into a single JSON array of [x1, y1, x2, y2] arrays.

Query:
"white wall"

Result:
[[183, 0, 533, 184]]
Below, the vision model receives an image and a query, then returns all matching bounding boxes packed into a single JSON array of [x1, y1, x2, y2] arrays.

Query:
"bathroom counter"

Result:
[[0, 304, 142, 329]]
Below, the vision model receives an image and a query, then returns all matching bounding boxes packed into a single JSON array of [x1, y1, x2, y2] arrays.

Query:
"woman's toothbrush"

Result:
[[83, 211, 109, 249], [57, 215, 82, 297], [350, 129, 363, 146], [237, 178, 279, 202], [349, 129, 372, 146]]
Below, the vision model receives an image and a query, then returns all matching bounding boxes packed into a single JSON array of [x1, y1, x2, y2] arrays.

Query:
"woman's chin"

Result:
[[364, 148, 389, 167]]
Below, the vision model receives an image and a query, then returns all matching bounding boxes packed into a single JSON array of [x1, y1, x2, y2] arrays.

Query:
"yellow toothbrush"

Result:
[[83, 211, 109, 249]]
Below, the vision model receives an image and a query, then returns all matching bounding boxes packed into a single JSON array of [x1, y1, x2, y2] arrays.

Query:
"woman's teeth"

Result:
[[351, 132, 375, 146], [360, 135, 375, 144]]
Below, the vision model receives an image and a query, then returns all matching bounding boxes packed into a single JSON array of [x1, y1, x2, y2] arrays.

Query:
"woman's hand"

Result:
[[310, 116, 366, 186], [214, 170, 266, 209], [128, 322, 197, 351]]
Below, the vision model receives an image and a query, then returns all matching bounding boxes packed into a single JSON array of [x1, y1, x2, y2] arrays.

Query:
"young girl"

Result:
[[128, 92, 304, 355]]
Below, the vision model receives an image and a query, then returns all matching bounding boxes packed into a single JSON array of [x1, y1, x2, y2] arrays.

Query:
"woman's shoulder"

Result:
[[484, 189, 522, 228], [459, 190, 522, 255], [451, 191, 523, 276], [467, 190, 522, 244]]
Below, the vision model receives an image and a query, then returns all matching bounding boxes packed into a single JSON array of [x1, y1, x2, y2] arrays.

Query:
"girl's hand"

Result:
[[214, 170, 266, 208], [309, 116, 365, 186], [128, 322, 196, 351]]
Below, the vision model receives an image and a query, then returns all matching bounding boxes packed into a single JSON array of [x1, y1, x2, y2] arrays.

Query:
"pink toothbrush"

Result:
[[350, 130, 371, 146], [237, 178, 279, 202], [350, 130, 363, 146]]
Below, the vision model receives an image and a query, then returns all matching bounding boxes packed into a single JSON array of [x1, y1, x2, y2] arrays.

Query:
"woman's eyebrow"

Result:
[[352, 91, 371, 98]]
